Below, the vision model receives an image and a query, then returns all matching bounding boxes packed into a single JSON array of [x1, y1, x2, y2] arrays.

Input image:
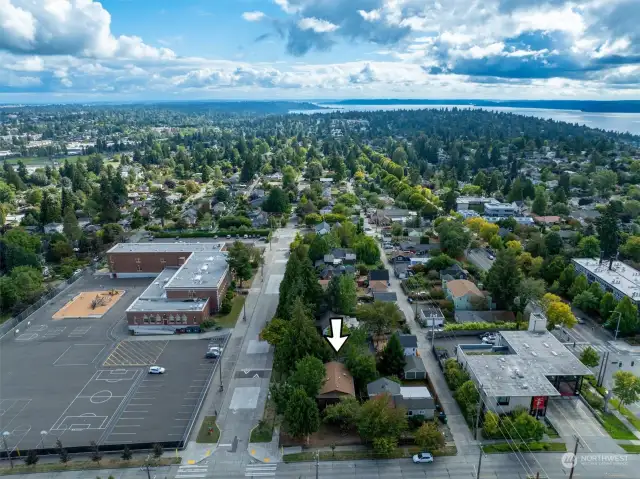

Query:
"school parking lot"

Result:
[[0, 274, 223, 453]]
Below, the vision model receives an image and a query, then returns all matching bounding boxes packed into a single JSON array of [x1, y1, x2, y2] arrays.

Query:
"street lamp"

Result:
[[2, 431, 13, 469], [38, 430, 48, 451], [611, 311, 622, 341]]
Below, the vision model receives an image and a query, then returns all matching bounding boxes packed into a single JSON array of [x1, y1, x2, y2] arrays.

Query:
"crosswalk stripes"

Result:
[[571, 343, 614, 354], [175, 464, 208, 478], [245, 463, 277, 477]]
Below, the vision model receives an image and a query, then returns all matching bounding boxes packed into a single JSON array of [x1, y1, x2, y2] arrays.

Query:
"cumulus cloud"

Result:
[[298, 17, 340, 33], [242, 11, 266, 22], [0, 0, 173, 59]]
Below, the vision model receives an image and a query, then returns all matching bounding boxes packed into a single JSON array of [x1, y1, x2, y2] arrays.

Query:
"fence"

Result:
[[0, 260, 99, 339]]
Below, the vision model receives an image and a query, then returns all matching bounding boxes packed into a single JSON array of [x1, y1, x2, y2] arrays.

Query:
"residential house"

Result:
[[315, 221, 330, 236], [368, 269, 390, 290], [404, 356, 427, 380], [251, 211, 269, 228], [332, 248, 356, 263], [182, 208, 199, 226], [249, 197, 265, 208], [319, 206, 332, 215], [372, 291, 398, 303], [532, 215, 561, 226], [484, 200, 521, 217], [419, 306, 445, 328], [212, 202, 227, 214], [44, 223, 63, 234], [399, 334, 418, 356], [391, 251, 413, 264], [399, 242, 439, 256], [371, 208, 416, 226], [366, 378, 435, 418], [316, 362, 356, 408], [439, 264, 468, 281], [443, 279, 486, 310]]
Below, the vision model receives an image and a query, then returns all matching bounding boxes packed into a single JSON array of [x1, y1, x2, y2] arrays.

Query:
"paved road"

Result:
[[466, 248, 495, 272]]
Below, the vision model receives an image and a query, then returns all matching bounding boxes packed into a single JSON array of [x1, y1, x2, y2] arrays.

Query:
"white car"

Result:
[[148, 366, 166, 374], [482, 335, 497, 344], [412, 452, 434, 464]]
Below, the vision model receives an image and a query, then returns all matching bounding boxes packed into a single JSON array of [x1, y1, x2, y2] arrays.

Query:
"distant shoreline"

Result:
[[324, 99, 640, 114]]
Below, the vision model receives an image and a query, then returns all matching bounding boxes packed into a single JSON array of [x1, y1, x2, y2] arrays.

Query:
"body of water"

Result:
[[289, 104, 640, 136]]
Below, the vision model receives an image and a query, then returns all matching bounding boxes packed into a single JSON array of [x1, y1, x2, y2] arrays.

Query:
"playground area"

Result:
[[52, 290, 125, 319]]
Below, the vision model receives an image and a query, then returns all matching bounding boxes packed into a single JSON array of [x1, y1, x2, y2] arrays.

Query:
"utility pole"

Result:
[[315, 450, 319, 479], [2, 432, 13, 469], [597, 351, 610, 388], [569, 436, 580, 479], [476, 447, 483, 479], [612, 311, 622, 341], [218, 351, 223, 392]]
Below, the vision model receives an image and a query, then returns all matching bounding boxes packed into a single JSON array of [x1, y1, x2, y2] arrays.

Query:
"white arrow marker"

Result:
[[325, 317, 349, 353]]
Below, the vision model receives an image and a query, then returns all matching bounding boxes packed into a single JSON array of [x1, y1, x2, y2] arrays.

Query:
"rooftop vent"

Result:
[[551, 351, 558, 356], [543, 342, 550, 348], [531, 351, 538, 357], [523, 343, 530, 348]]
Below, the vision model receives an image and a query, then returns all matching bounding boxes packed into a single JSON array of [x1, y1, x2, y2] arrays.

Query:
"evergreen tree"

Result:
[[378, 333, 406, 377], [284, 387, 321, 440], [485, 249, 522, 309], [62, 206, 82, 241], [597, 203, 621, 259], [152, 188, 171, 227]]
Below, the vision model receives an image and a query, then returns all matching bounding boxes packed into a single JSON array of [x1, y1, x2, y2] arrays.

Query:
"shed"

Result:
[[404, 356, 427, 380]]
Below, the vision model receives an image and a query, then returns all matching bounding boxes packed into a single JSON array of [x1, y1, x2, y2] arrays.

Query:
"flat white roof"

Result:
[[164, 252, 228, 289], [107, 242, 225, 254], [573, 258, 640, 301], [400, 386, 432, 399]]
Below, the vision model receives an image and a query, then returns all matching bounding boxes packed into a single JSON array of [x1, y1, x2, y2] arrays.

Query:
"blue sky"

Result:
[[0, 0, 639, 102]]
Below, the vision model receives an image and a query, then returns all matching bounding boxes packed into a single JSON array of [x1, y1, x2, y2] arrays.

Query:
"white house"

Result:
[[44, 223, 64, 234], [399, 334, 418, 356]]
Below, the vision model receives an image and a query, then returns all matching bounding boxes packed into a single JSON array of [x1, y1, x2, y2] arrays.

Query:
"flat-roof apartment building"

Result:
[[572, 258, 640, 307], [107, 243, 230, 331]]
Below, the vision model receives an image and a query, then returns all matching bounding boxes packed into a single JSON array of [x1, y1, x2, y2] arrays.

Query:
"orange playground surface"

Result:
[[52, 290, 125, 319]]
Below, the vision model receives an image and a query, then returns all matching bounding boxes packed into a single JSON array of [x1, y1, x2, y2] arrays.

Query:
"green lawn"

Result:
[[213, 296, 246, 328], [196, 416, 220, 443], [482, 442, 567, 454], [609, 399, 640, 432], [620, 444, 640, 454], [250, 420, 273, 443], [0, 457, 180, 476], [596, 411, 637, 440]]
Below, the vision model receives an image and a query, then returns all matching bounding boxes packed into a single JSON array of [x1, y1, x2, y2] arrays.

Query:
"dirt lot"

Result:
[[280, 423, 362, 447]]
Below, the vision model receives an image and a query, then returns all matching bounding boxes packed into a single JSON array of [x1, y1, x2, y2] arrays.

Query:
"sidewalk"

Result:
[[248, 427, 282, 463], [609, 341, 640, 354]]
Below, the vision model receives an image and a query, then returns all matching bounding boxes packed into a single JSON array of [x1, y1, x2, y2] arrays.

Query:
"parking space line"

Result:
[[115, 425, 140, 427], [118, 417, 145, 420]]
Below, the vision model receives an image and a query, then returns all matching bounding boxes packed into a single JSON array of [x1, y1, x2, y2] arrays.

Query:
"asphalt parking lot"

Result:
[[0, 273, 222, 453]]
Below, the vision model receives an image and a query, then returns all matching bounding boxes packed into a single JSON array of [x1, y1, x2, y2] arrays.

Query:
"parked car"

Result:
[[412, 452, 434, 464], [148, 366, 166, 374], [205, 347, 222, 358], [482, 334, 497, 344]]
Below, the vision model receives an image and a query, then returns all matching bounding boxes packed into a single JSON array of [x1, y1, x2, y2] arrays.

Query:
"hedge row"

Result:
[[443, 321, 525, 331], [153, 229, 271, 238]]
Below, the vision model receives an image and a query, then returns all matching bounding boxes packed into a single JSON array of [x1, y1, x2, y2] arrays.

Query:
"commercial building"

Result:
[[107, 243, 230, 332], [456, 196, 493, 212], [572, 258, 640, 307], [484, 200, 521, 217], [456, 313, 592, 417]]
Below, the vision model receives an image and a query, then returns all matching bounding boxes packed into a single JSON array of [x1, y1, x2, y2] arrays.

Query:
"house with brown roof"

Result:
[[316, 362, 355, 408], [443, 279, 487, 311]]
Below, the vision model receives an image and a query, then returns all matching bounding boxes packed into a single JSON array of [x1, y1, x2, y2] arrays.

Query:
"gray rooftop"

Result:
[[139, 268, 179, 299], [460, 330, 592, 398], [126, 298, 208, 313], [164, 252, 228, 290], [573, 258, 640, 301], [107, 242, 225, 254]]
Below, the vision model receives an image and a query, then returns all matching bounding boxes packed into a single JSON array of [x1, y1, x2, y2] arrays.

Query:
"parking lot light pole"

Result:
[[2, 432, 13, 469], [611, 311, 622, 341], [38, 431, 48, 451]]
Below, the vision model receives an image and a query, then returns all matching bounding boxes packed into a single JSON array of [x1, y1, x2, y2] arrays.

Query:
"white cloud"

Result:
[[0, 0, 174, 60], [274, 0, 299, 14], [242, 11, 266, 22], [6, 55, 44, 71], [297, 17, 340, 33], [358, 9, 381, 21]]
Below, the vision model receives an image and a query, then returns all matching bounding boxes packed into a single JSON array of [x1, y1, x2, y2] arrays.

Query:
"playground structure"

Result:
[[52, 289, 125, 319]]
